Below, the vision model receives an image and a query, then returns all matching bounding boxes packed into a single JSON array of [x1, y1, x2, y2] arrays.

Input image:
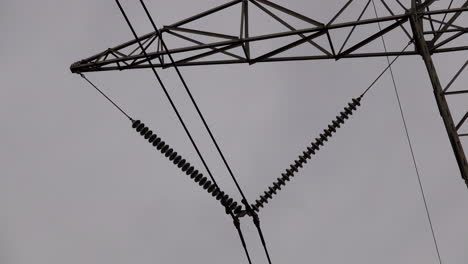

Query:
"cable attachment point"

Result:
[[251, 97, 363, 212], [131, 119, 243, 215], [234, 199, 255, 218], [233, 216, 241, 229], [252, 212, 260, 227]]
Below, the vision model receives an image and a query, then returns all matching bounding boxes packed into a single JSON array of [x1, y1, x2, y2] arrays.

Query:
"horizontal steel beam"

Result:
[[70, 3, 468, 73]]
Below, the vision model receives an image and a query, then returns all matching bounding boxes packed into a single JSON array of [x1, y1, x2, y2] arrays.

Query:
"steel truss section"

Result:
[[409, 2, 468, 187], [71, 0, 468, 188], [70, 0, 468, 72]]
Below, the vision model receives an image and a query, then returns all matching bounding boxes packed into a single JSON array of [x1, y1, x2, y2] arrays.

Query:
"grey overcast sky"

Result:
[[1, 0, 468, 264]]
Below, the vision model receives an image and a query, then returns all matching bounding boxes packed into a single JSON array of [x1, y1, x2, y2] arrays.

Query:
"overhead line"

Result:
[[115, 1, 254, 263], [114, 0, 222, 197], [371, 2, 443, 264], [138, 0, 250, 205], [137, 2, 273, 263]]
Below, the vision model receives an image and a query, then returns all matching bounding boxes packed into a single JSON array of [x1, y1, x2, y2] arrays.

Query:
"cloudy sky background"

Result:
[[1, 0, 468, 264]]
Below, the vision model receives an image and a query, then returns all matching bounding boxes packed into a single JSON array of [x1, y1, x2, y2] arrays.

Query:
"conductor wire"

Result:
[[115, 2, 253, 263], [138, 0, 250, 206], [371, 2, 442, 264], [115, 0, 221, 191], [137, 2, 272, 263], [138, 2, 268, 263]]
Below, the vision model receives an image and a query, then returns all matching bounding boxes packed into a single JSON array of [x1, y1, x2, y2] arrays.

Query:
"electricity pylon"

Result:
[[70, 0, 468, 188]]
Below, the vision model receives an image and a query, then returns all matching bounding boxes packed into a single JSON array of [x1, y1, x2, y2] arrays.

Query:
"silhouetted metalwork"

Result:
[[71, 0, 468, 190], [116, 0, 256, 262], [409, 3, 468, 188], [72, 1, 468, 263], [252, 96, 363, 212], [131, 119, 244, 214], [70, 1, 468, 71]]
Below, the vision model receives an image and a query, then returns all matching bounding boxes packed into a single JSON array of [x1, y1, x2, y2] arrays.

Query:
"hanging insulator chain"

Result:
[[131, 119, 243, 214], [251, 96, 363, 212]]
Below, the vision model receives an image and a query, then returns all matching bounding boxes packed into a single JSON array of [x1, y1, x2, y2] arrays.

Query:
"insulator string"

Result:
[[132, 117, 253, 262], [131, 119, 244, 215], [79, 69, 252, 262], [251, 37, 413, 212], [371, 1, 443, 264], [251, 97, 362, 212], [78, 73, 244, 215]]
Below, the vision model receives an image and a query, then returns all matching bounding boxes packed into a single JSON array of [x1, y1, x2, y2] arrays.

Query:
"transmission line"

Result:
[[136, 1, 274, 263], [138, 0, 251, 208], [371, 2, 443, 264], [114, 0, 220, 195], [114, 1, 254, 263]]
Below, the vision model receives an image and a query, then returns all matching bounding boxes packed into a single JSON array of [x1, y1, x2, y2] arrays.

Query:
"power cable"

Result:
[[114, 0, 221, 195], [138, 0, 250, 207], [114, 1, 254, 263], [252, 212, 273, 264], [233, 217, 253, 264], [371, 2, 443, 264], [137, 1, 273, 263]]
